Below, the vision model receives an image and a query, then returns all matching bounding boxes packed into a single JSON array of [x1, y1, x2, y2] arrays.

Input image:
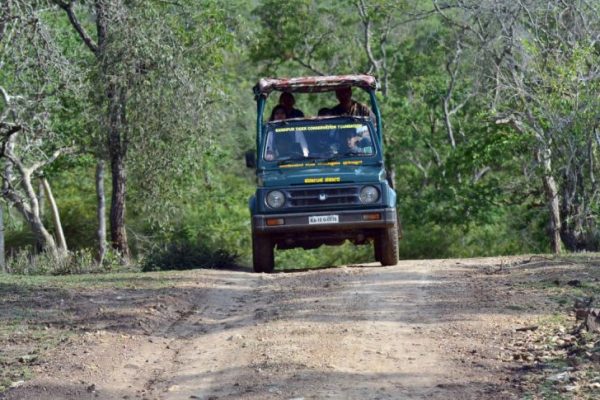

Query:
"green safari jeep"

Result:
[[246, 75, 399, 273]]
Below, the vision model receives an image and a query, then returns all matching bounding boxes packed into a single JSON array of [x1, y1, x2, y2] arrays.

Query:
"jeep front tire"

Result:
[[375, 218, 399, 266]]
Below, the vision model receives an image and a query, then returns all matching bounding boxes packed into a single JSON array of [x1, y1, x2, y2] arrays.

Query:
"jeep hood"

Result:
[[259, 163, 385, 187]]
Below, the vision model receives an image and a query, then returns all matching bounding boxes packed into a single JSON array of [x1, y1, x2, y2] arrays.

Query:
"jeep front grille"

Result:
[[287, 186, 360, 208]]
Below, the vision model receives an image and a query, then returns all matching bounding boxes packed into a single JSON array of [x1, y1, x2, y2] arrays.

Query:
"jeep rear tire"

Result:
[[375, 218, 399, 266], [252, 233, 274, 273]]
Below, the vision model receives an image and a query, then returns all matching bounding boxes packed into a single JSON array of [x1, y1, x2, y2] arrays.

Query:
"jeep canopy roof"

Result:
[[253, 74, 378, 96]]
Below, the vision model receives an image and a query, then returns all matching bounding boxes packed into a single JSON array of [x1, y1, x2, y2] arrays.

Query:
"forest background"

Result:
[[1, 0, 599, 273]]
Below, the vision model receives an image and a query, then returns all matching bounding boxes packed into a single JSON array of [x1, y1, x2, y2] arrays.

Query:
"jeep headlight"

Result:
[[266, 190, 285, 208], [359, 186, 379, 204]]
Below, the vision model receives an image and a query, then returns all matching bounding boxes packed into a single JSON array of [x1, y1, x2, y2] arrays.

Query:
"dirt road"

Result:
[[4, 257, 598, 399]]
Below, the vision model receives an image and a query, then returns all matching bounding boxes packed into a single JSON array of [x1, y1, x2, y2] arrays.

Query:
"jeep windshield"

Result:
[[262, 118, 376, 163]]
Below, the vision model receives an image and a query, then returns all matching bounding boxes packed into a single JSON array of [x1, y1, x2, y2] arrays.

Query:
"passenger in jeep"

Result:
[[269, 104, 287, 121], [330, 87, 374, 119], [265, 106, 309, 160], [279, 92, 304, 118], [317, 107, 332, 116]]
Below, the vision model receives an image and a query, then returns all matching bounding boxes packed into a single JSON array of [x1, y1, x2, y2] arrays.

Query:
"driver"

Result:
[[266, 132, 308, 160], [275, 133, 305, 158], [343, 127, 373, 154]]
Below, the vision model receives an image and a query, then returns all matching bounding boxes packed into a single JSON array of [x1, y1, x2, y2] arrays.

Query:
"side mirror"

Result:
[[245, 150, 256, 168]]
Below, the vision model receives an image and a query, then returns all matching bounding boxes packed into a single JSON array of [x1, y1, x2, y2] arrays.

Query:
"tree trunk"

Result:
[[34, 180, 45, 252], [42, 178, 67, 254], [2, 134, 11, 268], [537, 147, 562, 254], [26, 212, 59, 258], [559, 170, 585, 251], [11, 183, 59, 258], [109, 151, 129, 260], [107, 83, 130, 260], [0, 205, 5, 272], [96, 160, 107, 263], [58, 1, 130, 260], [5, 134, 60, 258], [545, 174, 562, 254], [37, 180, 44, 217]]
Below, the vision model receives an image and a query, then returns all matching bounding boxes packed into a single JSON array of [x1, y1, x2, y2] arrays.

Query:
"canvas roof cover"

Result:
[[254, 75, 378, 96]]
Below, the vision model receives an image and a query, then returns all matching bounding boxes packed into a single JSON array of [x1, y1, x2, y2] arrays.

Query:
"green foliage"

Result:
[[277, 242, 373, 270], [4, 0, 600, 273], [251, 0, 354, 74], [141, 241, 239, 272], [5, 248, 117, 276]]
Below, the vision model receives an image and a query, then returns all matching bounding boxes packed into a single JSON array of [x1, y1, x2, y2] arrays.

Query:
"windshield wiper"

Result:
[[277, 155, 322, 165], [321, 151, 363, 163], [276, 153, 365, 165], [340, 151, 363, 157]]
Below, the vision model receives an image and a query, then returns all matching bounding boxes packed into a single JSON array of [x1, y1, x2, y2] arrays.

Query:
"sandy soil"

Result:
[[4, 257, 595, 400]]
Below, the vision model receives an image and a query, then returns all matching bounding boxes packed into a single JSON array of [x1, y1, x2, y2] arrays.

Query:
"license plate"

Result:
[[308, 215, 339, 224]]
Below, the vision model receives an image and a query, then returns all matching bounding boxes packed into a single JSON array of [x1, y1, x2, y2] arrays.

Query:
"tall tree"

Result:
[[54, 0, 131, 257], [54, 0, 235, 259], [0, 0, 76, 257], [435, 0, 600, 253]]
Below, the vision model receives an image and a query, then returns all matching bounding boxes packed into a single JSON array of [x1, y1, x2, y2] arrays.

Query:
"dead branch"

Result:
[[54, 0, 99, 55]]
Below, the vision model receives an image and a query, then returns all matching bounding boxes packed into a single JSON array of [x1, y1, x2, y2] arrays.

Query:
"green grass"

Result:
[[538, 313, 572, 327], [0, 365, 33, 393], [0, 269, 204, 291]]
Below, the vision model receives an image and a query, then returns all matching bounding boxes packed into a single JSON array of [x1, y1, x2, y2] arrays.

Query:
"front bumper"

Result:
[[252, 207, 396, 234]]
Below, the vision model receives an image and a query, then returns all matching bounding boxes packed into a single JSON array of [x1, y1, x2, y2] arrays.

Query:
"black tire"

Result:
[[375, 219, 399, 266], [252, 233, 274, 273]]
